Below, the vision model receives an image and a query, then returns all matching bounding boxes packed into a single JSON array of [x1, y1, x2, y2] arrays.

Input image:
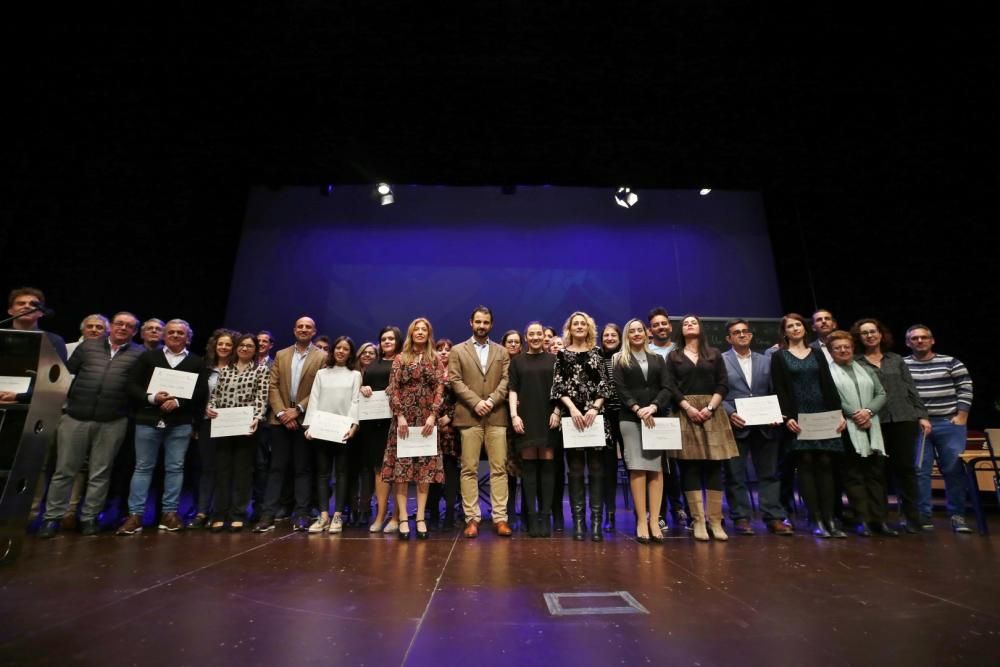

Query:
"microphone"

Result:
[[27, 301, 55, 317]]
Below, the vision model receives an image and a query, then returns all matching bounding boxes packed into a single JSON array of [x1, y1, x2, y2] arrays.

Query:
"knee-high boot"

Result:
[[706, 490, 728, 541], [589, 469, 603, 542], [685, 490, 709, 541], [569, 472, 586, 540]]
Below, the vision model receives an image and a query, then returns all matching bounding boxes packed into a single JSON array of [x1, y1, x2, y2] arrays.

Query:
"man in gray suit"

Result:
[[721, 319, 793, 536]]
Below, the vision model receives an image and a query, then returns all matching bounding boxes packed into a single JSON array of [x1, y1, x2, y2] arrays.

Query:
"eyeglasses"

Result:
[[237, 344, 255, 349], [729, 329, 751, 336], [361, 350, 377, 356]]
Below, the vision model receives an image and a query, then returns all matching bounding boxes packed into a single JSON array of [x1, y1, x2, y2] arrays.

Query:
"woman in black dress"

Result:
[[426, 338, 460, 530], [599, 322, 623, 531], [360, 325, 403, 533], [509, 322, 561, 537], [551, 311, 611, 541], [665, 315, 738, 541], [770, 313, 847, 538]]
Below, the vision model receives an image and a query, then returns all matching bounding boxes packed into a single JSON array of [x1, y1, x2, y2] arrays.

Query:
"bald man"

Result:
[[253, 316, 327, 533]]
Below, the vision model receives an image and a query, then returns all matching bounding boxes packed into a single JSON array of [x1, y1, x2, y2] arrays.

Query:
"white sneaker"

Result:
[[330, 515, 344, 533], [383, 519, 399, 533], [951, 515, 973, 534], [307, 517, 329, 534]]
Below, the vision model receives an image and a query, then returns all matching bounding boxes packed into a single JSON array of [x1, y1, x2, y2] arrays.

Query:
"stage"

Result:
[[3, 509, 998, 666]]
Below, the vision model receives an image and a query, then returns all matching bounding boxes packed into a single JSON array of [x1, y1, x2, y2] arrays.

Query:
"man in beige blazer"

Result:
[[253, 316, 327, 533], [448, 306, 512, 537]]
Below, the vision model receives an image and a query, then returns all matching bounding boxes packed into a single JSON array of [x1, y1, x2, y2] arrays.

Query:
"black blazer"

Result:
[[128, 349, 209, 428], [612, 353, 674, 423], [770, 348, 842, 422]]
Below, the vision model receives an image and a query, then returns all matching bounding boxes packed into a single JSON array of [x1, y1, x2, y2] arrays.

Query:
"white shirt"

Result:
[[303, 366, 362, 427], [289, 344, 314, 402], [472, 338, 491, 374], [736, 350, 753, 387]]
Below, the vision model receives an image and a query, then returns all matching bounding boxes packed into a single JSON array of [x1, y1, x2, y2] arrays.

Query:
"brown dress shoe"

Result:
[[158, 512, 183, 532], [116, 514, 143, 536], [463, 520, 480, 538], [495, 520, 513, 537], [734, 518, 755, 535], [767, 519, 794, 536]]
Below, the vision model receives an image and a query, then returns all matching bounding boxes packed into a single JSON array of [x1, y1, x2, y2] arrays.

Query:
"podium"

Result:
[[0, 329, 70, 564]]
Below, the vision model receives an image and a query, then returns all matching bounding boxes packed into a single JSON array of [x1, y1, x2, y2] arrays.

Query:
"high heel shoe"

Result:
[[635, 528, 650, 545], [416, 519, 429, 540], [649, 520, 666, 544], [383, 519, 399, 534], [398, 520, 411, 540]]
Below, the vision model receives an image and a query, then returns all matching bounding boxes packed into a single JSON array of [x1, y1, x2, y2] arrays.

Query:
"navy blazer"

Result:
[[721, 348, 775, 440]]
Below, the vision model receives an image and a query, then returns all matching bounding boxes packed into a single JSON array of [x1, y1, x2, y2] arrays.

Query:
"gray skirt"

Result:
[[619, 420, 665, 472]]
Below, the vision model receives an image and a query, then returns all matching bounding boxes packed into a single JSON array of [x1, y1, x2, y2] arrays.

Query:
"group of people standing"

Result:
[[7, 285, 976, 543]]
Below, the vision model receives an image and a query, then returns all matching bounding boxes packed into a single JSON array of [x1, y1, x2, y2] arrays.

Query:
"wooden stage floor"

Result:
[[2, 511, 998, 667]]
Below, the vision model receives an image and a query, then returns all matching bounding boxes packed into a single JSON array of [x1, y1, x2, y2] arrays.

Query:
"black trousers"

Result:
[[602, 410, 623, 511], [840, 436, 888, 524], [880, 420, 921, 524], [315, 439, 350, 514], [262, 425, 313, 518], [212, 434, 255, 522]]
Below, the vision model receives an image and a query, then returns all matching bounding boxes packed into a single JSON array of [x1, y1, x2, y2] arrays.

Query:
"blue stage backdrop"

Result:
[[225, 186, 782, 348]]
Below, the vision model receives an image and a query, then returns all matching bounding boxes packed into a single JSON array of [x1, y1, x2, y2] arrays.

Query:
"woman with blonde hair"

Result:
[[380, 318, 445, 539], [550, 311, 611, 541], [612, 318, 674, 543]]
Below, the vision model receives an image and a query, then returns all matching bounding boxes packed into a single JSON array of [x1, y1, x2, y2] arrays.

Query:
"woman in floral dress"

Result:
[[381, 317, 445, 539]]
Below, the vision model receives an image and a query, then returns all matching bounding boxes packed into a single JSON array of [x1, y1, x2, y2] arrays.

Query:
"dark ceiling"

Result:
[[10, 5, 997, 193]]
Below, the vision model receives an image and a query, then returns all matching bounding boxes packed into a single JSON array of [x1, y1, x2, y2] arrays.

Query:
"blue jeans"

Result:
[[916, 418, 967, 517], [128, 424, 193, 515]]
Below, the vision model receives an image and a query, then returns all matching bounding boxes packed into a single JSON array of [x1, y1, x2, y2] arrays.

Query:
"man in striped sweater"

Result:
[[904, 324, 974, 533]]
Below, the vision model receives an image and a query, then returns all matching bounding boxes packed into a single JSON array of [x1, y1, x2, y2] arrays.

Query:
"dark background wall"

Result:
[[224, 186, 780, 344], [4, 7, 998, 426]]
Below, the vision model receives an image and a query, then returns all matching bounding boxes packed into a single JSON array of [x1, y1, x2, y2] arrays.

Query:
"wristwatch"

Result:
[[705, 404, 715, 413]]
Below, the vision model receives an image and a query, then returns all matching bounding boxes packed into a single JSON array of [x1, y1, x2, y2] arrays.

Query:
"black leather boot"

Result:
[[590, 508, 603, 542], [569, 475, 586, 540], [603, 510, 615, 532], [538, 511, 552, 537]]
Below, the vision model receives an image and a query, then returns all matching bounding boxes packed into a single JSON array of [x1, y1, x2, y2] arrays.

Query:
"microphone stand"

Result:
[[0, 304, 52, 328]]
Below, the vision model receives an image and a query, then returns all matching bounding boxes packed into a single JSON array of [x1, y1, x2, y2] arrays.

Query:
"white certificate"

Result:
[[734, 395, 783, 426], [0, 376, 31, 394], [398, 426, 438, 458], [561, 415, 606, 449], [640, 417, 682, 450], [308, 410, 354, 444], [146, 367, 199, 400], [210, 406, 255, 438], [797, 410, 844, 440], [359, 391, 392, 420]]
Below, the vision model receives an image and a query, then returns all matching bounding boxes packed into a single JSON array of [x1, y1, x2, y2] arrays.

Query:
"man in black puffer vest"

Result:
[[37, 312, 144, 538]]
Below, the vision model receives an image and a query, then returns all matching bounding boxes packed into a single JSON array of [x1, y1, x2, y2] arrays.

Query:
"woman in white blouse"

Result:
[[304, 337, 362, 534]]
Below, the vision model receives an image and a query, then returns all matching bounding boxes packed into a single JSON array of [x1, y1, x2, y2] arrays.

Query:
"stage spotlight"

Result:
[[699, 188, 712, 196], [375, 182, 394, 206], [615, 187, 638, 208]]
